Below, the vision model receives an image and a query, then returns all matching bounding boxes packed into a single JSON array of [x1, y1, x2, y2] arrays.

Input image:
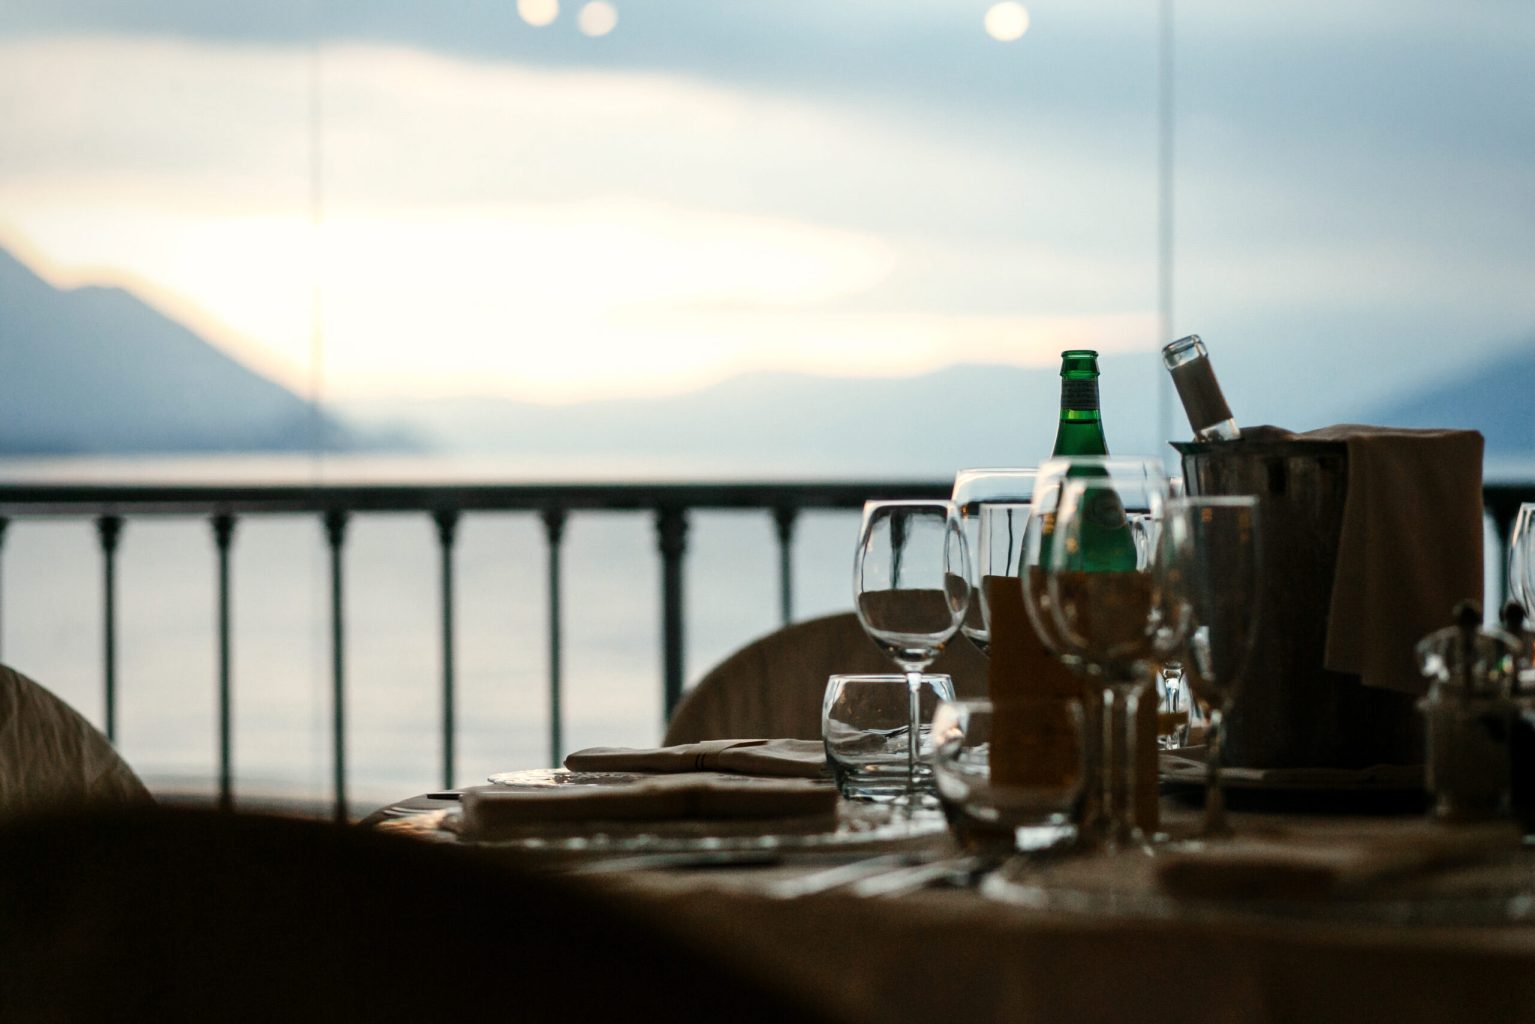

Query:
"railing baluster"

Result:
[[773, 506, 798, 626], [212, 514, 237, 812], [0, 516, 8, 659], [96, 515, 124, 744], [323, 510, 349, 824], [542, 508, 568, 766], [656, 506, 689, 725], [434, 510, 460, 790]]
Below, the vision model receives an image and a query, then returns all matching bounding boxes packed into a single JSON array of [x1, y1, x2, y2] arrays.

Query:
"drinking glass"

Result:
[[853, 500, 970, 798], [975, 502, 1033, 653], [1163, 496, 1262, 838], [931, 697, 1086, 854], [1510, 503, 1535, 615], [823, 674, 956, 800], [951, 469, 1037, 655], [1506, 502, 1535, 682], [1041, 459, 1186, 853]]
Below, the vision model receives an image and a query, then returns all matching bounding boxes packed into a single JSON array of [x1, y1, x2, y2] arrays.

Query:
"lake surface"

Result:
[[0, 452, 1527, 815]]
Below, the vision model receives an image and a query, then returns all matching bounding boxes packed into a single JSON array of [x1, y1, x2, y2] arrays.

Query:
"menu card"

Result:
[[986, 575, 1158, 833]]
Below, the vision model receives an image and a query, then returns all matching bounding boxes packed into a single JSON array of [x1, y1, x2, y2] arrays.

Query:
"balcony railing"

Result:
[[0, 479, 1528, 823]]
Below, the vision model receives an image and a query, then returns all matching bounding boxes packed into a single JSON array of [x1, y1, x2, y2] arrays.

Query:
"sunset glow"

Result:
[[0, 35, 1149, 402]]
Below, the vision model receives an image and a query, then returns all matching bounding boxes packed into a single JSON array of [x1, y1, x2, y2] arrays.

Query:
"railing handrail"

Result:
[[0, 479, 953, 515]]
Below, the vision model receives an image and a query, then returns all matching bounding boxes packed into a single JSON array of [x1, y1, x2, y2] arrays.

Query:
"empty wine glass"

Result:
[[1510, 503, 1535, 615], [1042, 459, 1185, 853], [1162, 496, 1262, 838], [854, 500, 971, 799], [1507, 503, 1535, 679], [951, 469, 1036, 655], [975, 502, 1033, 653]]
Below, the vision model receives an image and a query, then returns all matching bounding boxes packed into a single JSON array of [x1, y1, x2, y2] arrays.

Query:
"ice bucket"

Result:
[[1174, 440, 1423, 769]]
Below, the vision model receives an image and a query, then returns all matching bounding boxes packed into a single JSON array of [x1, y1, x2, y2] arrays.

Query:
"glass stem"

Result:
[[1203, 707, 1230, 837], [1100, 681, 1144, 850], [907, 670, 922, 798]]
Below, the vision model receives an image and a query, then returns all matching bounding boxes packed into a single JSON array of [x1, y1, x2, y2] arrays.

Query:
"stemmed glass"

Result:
[[1507, 503, 1535, 675], [1510, 503, 1535, 615], [1162, 496, 1262, 838], [854, 500, 971, 798], [951, 469, 1036, 655], [1038, 457, 1186, 853]]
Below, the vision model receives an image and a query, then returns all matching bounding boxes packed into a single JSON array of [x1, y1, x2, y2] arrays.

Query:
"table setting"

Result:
[[363, 342, 1535, 1021]]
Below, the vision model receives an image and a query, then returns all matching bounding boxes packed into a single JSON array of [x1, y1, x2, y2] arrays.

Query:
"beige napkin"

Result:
[[564, 738, 827, 780], [1305, 425, 1485, 693], [460, 776, 837, 839], [1155, 820, 1518, 901], [1244, 424, 1484, 693]]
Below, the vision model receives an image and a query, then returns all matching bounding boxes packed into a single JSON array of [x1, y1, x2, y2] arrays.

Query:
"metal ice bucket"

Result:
[[1175, 440, 1422, 769]]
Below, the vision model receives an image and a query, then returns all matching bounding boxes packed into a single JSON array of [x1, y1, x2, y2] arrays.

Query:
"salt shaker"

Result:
[[1415, 601, 1521, 822]]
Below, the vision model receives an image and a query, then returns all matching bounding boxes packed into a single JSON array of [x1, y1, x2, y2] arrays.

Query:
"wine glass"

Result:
[[1507, 503, 1535, 676], [853, 500, 971, 798], [1510, 503, 1535, 615], [1162, 496, 1262, 838], [951, 469, 1037, 655], [1040, 459, 1184, 853], [975, 502, 1033, 653]]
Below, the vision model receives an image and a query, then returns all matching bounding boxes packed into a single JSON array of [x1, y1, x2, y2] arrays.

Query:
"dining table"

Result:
[[364, 767, 1535, 1024]]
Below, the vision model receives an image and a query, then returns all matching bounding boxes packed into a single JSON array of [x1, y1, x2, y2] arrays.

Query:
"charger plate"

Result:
[[376, 768, 947, 858], [1160, 747, 1424, 792]]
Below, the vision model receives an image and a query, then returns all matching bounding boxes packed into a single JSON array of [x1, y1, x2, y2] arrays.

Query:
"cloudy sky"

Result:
[[0, 0, 1530, 423]]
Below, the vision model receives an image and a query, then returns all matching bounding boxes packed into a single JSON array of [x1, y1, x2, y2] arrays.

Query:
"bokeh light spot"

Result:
[[518, 0, 559, 28], [578, 1, 618, 37], [984, 2, 1030, 42]]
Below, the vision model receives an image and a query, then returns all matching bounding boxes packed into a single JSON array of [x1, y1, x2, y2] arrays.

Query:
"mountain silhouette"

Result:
[[4, 241, 1528, 470], [0, 247, 369, 454], [1370, 339, 1534, 458], [338, 356, 1170, 476]]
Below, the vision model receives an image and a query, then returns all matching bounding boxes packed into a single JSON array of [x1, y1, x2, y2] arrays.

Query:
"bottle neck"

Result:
[[1053, 378, 1109, 456]]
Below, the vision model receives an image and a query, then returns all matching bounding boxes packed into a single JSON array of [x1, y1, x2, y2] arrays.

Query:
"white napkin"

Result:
[[563, 738, 828, 780]]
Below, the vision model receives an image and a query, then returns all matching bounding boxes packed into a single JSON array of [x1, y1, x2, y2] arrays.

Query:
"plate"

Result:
[[379, 768, 952, 857], [1160, 747, 1424, 792]]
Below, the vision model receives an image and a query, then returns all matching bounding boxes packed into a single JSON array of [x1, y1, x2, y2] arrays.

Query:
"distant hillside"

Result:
[[338, 355, 1170, 476], [0, 247, 382, 454], [1371, 340, 1534, 456]]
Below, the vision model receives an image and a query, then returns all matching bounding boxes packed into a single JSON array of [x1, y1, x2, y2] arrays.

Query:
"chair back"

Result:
[[664, 612, 987, 745], [0, 664, 150, 816]]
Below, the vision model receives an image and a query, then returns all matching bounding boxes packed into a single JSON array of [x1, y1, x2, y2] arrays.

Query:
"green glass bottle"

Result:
[[1049, 350, 1137, 572]]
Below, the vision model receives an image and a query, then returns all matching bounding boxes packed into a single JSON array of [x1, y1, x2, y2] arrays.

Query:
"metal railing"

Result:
[[0, 480, 950, 822], [0, 479, 1528, 823]]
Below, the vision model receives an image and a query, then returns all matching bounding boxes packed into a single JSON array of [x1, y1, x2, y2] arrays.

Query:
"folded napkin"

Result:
[[460, 776, 837, 840], [1155, 821, 1517, 901], [1311, 425, 1484, 694], [564, 738, 827, 780], [1159, 747, 1423, 790], [1245, 424, 1484, 694]]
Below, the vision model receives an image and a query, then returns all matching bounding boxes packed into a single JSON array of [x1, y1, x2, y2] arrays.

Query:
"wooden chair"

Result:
[[0, 663, 150, 816], [663, 612, 988, 744]]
